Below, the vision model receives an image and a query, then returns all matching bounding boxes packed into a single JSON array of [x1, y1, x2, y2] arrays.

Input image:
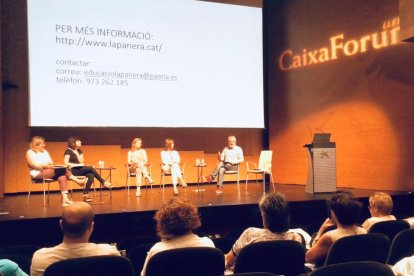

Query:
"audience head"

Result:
[[67, 136, 81, 150], [60, 202, 95, 239], [369, 192, 393, 216], [227, 136, 237, 149], [131, 138, 143, 150], [30, 136, 45, 151], [155, 198, 201, 239], [259, 192, 291, 233], [327, 191, 362, 226], [164, 138, 175, 150]]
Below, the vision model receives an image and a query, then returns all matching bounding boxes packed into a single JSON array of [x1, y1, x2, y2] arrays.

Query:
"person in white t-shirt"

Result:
[[141, 198, 215, 276], [362, 192, 396, 231], [30, 202, 120, 276], [204, 136, 244, 194]]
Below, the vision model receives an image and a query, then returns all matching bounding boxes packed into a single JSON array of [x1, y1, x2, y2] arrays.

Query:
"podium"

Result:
[[304, 133, 337, 193]]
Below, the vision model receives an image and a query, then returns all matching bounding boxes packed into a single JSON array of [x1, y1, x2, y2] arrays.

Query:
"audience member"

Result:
[[30, 202, 120, 276], [0, 259, 28, 276], [160, 138, 186, 196], [362, 192, 396, 231], [127, 138, 154, 197], [141, 198, 214, 276], [64, 137, 112, 202], [305, 191, 366, 265], [26, 136, 84, 206], [204, 135, 244, 194], [225, 192, 302, 271], [392, 254, 414, 276]]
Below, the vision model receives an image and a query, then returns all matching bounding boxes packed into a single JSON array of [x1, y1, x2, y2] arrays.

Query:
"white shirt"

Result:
[[31, 242, 120, 276], [141, 233, 215, 276], [220, 145, 244, 164], [128, 149, 148, 166], [393, 255, 414, 276], [362, 215, 396, 231], [27, 149, 53, 177], [161, 150, 180, 165]]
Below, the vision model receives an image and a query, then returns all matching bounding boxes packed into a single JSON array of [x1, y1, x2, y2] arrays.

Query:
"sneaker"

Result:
[[83, 194, 92, 202], [203, 175, 213, 183], [216, 187, 223, 194], [136, 187, 141, 197], [103, 181, 112, 188]]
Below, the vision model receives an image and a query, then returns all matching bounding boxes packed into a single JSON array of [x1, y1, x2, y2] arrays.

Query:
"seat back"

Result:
[[233, 240, 306, 276], [310, 261, 394, 276], [387, 228, 414, 265], [369, 220, 410, 242], [43, 255, 134, 276], [145, 247, 224, 276], [324, 233, 390, 266], [258, 150, 273, 172], [127, 242, 157, 276]]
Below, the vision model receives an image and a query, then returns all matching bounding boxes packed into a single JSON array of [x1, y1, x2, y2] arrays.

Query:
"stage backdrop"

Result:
[[265, 0, 414, 191]]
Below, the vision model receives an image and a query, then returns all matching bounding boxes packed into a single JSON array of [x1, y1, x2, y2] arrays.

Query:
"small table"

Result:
[[193, 164, 207, 192], [95, 167, 116, 202]]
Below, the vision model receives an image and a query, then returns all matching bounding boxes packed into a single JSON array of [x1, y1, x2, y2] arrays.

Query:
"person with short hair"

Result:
[[305, 191, 366, 264], [362, 192, 396, 231], [161, 138, 186, 196], [26, 136, 84, 206], [225, 192, 302, 271], [204, 136, 244, 194], [128, 138, 154, 197], [64, 136, 112, 202], [141, 198, 214, 276], [30, 202, 120, 276]]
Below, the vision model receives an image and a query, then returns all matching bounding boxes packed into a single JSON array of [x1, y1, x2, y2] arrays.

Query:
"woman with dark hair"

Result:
[[140, 198, 215, 276], [63, 137, 112, 202], [225, 192, 302, 270], [305, 191, 366, 264], [160, 138, 186, 196]]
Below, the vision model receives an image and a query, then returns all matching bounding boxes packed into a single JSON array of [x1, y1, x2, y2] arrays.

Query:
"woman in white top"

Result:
[[160, 138, 186, 196], [141, 198, 215, 276], [26, 136, 83, 206], [362, 192, 396, 231], [127, 138, 154, 197]]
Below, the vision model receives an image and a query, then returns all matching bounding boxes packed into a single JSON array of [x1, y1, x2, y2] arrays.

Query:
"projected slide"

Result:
[[27, 0, 264, 128]]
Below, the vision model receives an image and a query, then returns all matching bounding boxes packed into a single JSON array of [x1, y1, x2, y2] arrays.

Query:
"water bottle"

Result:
[[195, 158, 200, 166], [200, 158, 205, 165]]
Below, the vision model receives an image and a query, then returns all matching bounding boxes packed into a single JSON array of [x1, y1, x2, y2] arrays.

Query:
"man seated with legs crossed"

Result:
[[31, 202, 120, 276], [204, 135, 244, 194]]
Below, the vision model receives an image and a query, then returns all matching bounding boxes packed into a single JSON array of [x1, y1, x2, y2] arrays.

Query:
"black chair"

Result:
[[117, 235, 159, 254], [387, 228, 414, 265], [43, 255, 134, 276], [127, 242, 156, 276], [233, 273, 278, 276], [233, 240, 306, 276], [369, 220, 410, 243], [145, 247, 224, 276], [212, 237, 236, 253], [324, 233, 390, 266], [310, 261, 394, 276], [0, 254, 31, 274]]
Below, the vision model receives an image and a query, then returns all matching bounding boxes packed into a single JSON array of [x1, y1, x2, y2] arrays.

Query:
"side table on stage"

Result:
[[95, 166, 116, 202], [193, 163, 207, 192]]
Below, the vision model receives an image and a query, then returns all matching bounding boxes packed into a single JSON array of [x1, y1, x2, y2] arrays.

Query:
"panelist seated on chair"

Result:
[[161, 138, 186, 196], [30, 202, 120, 276], [64, 137, 112, 203], [204, 135, 244, 194], [141, 198, 215, 276], [225, 192, 303, 273], [26, 136, 84, 206], [127, 138, 154, 197]]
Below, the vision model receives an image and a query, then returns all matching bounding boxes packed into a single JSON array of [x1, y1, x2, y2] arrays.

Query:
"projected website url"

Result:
[[55, 35, 162, 51]]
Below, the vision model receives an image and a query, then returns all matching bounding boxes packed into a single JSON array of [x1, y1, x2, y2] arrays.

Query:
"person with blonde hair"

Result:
[[26, 136, 84, 206], [127, 138, 154, 197], [141, 198, 214, 276], [161, 138, 186, 196], [362, 192, 396, 231]]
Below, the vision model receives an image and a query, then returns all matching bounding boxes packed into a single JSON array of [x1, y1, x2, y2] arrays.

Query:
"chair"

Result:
[[324, 233, 390, 266], [233, 240, 306, 276], [117, 235, 159, 254], [126, 163, 153, 195], [245, 150, 275, 192], [368, 220, 410, 243], [212, 237, 236, 253], [0, 254, 32, 274], [160, 162, 186, 191], [310, 261, 394, 276], [27, 173, 57, 207], [145, 247, 224, 276], [387, 228, 414, 265], [68, 175, 87, 200], [224, 162, 241, 185], [127, 242, 156, 276], [43, 255, 134, 276]]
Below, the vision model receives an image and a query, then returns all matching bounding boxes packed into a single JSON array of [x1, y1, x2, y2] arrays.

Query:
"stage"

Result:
[[0, 182, 413, 246]]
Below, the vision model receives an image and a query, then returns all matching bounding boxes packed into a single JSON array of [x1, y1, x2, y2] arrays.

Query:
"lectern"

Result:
[[304, 133, 336, 193]]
